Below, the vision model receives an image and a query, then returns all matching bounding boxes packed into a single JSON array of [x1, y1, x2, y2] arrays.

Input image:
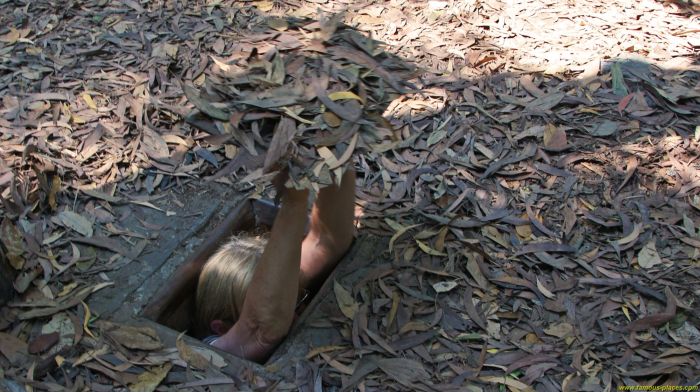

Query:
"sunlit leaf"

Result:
[[432, 281, 458, 293], [638, 238, 662, 269], [416, 240, 447, 256], [328, 91, 364, 103]]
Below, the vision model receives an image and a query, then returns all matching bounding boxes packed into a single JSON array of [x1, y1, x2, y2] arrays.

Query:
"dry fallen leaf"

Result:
[[614, 223, 642, 247], [536, 278, 556, 299], [638, 238, 662, 268], [1, 218, 25, 269], [183, 18, 413, 191], [267, 17, 288, 31], [176, 332, 210, 369], [81, 92, 97, 111], [544, 322, 574, 338], [252, 0, 274, 12], [141, 128, 170, 161], [190, 346, 226, 368], [105, 323, 162, 351], [543, 123, 567, 149], [224, 144, 238, 159], [479, 375, 534, 392], [374, 357, 430, 389], [333, 280, 359, 319], [432, 281, 458, 293], [416, 240, 447, 256], [0, 27, 30, 44], [515, 214, 533, 238], [0, 332, 28, 365], [40, 312, 75, 355], [128, 363, 172, 392], [322, 111, 342, 128], [57, 211, 93, 237]]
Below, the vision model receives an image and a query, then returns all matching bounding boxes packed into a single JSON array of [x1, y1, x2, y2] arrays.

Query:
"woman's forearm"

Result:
[[245, 190, 308, 337], [300, 168, 356, 288], [216, 189, 308, 360], [311, 168, 356, 248]]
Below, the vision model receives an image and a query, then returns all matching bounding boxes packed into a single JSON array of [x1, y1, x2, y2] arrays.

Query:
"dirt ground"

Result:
[[1, 0, 699, 391]]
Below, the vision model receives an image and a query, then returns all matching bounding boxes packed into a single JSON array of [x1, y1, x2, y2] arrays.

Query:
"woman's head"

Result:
[[196, 234, 267, 336]]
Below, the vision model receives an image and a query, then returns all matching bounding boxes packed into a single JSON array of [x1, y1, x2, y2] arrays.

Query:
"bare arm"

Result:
[[299, 168, 356, 290], [213, 189, 309, 362]]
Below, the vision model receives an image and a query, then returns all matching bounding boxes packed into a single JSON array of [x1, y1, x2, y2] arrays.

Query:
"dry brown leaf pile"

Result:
[[184, 15, 416, 191]]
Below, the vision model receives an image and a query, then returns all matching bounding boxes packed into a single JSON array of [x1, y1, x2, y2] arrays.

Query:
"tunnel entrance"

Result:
[[140, 197, 327, 364], [142, 198, 271, 337]]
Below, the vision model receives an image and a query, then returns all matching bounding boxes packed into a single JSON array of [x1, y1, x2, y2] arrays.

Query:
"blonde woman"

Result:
[[196, 169, 356, 362]]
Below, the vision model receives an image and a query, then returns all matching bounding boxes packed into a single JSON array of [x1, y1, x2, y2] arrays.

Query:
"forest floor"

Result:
[[1, 0, 699, 391]]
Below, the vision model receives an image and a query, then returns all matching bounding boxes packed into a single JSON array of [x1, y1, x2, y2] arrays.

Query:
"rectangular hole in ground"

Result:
[[140, 197, 339, 364]]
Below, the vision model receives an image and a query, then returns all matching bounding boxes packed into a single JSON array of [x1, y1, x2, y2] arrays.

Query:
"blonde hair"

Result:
[[196, 234, 267, 335]]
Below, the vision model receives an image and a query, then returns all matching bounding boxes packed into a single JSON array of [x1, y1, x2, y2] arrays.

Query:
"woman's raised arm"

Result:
[[212, 188, 309, 362], [300, 168, 356, 290]]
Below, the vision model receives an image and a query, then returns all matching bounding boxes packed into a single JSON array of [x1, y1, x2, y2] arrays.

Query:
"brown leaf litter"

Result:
[[0, 0, 699, 391]]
